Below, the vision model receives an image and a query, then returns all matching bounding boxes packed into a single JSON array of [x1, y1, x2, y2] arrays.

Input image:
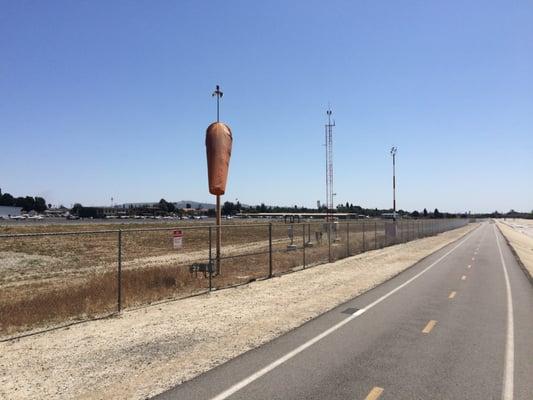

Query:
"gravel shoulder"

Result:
[[0, 223, 476, 400], [496, 219, 533, 280]]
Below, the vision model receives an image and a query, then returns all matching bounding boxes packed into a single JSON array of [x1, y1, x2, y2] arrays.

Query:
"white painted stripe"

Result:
[[209, 226, 478, 400], [494, 226, 514, 400]]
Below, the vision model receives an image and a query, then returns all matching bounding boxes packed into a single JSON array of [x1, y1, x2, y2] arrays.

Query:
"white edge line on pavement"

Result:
[[209, 224, 479, 400], [494, 226, 514, 400]]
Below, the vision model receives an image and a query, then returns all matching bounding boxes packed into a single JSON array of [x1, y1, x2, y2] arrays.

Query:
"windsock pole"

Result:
[[216, 194, 221, 274], [212, 85, 223, 275]]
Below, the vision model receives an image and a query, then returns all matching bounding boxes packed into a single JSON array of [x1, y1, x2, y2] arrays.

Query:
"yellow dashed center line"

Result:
[[449, 291, 457, 299], [461, 275, 467, 281], [422, 320, 437, 334], [364, 386, 384, 400]]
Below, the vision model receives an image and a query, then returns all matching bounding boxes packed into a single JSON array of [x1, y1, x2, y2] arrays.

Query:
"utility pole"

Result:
[[390, 146, 398, 221]]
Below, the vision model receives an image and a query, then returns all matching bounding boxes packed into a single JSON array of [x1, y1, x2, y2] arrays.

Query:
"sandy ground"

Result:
[[0, 223, 476, 400], [498, 218, 533, 239], [496, 219, 533, 278]]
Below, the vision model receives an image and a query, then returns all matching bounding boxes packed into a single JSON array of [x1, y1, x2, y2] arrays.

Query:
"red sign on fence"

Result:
[[173, 230, 183, 249]]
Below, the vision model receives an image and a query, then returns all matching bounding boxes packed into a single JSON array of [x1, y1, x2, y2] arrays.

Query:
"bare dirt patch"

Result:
[[496, 219, 533, 279], [0, 223, 476, 400]]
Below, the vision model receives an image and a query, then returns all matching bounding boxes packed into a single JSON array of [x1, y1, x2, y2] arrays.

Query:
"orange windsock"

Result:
[[206, 122, 233, 195]]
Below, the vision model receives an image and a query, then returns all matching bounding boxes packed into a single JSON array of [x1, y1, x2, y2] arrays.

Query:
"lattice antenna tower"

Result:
[[325, 107, 335, 221]]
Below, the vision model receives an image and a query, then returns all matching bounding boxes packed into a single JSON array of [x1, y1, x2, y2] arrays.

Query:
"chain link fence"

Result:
[[0, 218, 469, 338]]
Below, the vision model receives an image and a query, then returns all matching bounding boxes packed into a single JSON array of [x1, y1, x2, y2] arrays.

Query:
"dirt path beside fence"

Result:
[[0, 223, 476, 400]]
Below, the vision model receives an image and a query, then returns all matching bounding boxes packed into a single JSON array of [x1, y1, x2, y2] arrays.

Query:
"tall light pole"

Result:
[[390, 146, 398, 221]]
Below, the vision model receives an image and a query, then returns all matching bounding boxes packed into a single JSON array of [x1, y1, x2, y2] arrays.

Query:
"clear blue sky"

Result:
[[1, 0, 532, 213]]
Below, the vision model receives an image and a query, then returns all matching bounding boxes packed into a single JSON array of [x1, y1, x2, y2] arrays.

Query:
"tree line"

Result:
[[220, 200, 466, 218], [0, 189, 48, 212]]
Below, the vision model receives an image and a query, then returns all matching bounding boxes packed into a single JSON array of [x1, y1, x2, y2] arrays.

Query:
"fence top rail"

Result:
[[0, 229, 121, 238], [0, 218, 468, 238]]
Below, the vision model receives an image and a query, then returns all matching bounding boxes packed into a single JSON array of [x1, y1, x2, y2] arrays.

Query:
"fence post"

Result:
[[374, 221, 377, 249], [362, 220, 365, 252], [208, 226, 212, 292], [117, 229, 122, 313], [328, 221, 332, 263], [302, 223, 306, 269], [346, 221, 350, 257], [268, 223, 273, 278]]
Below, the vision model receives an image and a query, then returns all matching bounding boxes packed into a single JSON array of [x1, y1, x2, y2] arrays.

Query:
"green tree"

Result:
[[14, 196, 35, 212], [159, 199, 170, 212], [71, 203, 83, 215], [0, 193, 14, 206], [222, 201, 236, 215], [34, 197, 47, 213]]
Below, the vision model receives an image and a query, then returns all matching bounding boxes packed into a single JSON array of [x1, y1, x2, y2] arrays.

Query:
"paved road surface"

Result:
[[154, 222, 533, 400]]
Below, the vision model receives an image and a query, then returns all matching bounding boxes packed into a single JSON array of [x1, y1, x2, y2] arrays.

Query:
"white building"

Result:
[[0, 206, 23, 218]]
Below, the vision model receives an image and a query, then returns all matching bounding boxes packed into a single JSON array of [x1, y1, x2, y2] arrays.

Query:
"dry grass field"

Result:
[[0, 219, 456, 337]]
